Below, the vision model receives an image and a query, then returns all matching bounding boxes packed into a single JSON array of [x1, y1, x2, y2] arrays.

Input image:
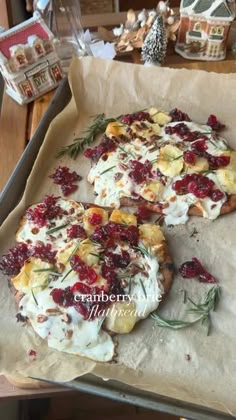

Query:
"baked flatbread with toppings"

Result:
[[85, 108, 236, 225], [0, 196, 173, 362]]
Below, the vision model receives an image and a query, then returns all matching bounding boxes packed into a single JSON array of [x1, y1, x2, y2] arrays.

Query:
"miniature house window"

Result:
[[10, 46, 28, 68], [28, 36, 45, 57], [217, 26, 224, 35], [210, 26, 217, 35], [193, 22, 202, 32]]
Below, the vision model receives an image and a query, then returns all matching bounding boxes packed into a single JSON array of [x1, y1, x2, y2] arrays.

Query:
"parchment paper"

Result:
[[0, 57, 236, 415]]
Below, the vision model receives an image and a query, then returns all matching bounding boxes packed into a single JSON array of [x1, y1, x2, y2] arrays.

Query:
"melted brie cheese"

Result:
[[17, 199, 84, 250], [88, 118, 232, 225]]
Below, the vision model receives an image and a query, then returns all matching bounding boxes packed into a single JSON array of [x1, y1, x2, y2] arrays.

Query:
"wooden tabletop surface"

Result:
[[0, 11, 236, 399]]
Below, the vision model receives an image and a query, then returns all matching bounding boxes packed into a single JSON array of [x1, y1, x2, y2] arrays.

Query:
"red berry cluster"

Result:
[[207, 115, 225, 131], [190, 140, 230, 169], [121, 111, 153, 125], [84, 137, 116, 162], [179, 257, 217, 283], [26, 195, 63, 227], [49, 166, 82, 197], [169, 108, 191, 122], [0, 242, 57, 276], [70, 254, 98, 284], [172, 173, 224, 201], [136, 206, 152, 223], [67, 224, 87, 240], [128, 160, 153, 184], [165, 123, 208, 143]]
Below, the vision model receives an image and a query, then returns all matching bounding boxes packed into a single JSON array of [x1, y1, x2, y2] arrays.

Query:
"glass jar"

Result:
[[34, 0, 87, 72]]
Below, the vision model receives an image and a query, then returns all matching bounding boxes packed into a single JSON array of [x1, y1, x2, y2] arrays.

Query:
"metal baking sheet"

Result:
[[0, 78, 233, 420]]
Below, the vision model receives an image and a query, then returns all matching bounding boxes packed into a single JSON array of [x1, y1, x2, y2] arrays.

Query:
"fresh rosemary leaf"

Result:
[[67, 242, 80, 262], [61, 268, 73, 283], [57, 114, 120, 159], [164, 153, 183, 161], [117, 144, 136, 159], [89, 252, 102, 259], [134, 243, 151, 258], [100, 165, 116, 175], [139, 278, 147, 298], [31, 289, 38, 306], [150, 313, 196, 329], [33, 268, 54, 273], [46, 223, 68, 235], [151, 286, 220, 335]]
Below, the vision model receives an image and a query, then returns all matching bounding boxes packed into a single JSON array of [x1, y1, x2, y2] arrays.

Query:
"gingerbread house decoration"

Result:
[[175, 0, 235, 60], [0, 12, 64, 104]]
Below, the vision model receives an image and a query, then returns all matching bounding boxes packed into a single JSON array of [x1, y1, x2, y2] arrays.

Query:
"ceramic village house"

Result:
[[0, 12, 64, 104], [175, 0, 235, 60]]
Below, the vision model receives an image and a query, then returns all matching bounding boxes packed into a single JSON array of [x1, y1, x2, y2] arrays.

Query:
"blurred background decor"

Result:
[[175, 0, 235, 61], [98, 1, 180, 55]]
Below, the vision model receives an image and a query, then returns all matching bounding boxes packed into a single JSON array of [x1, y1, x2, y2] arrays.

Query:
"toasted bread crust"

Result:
[[120, 195, 236, 218]]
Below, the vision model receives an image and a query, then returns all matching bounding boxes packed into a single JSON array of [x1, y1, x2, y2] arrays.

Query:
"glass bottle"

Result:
[[34, 0, 87, 72]]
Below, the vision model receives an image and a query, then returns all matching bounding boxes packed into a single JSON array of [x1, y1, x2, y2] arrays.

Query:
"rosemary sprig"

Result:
[[31, 289, 38, 306], [139, 278, 147, 298], [163, 153, 183, 161], [61, 268, 73, 283], [117, 144, 136, 159], [100, 165, 116, 175], [46, 223, 68, 235], [134, 243, 151, 258], [67, 242, 81, 262], [33, 268, 54, 273], [57, 114, 120, 159], [151, 286, 220, 335]]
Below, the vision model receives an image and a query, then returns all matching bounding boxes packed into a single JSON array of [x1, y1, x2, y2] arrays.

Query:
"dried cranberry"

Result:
[[136, 206, 152, 223], [101, 263, 116, 283], [49, 167, 82, 197], [128, 159, 153, 184], [187, 180, 212, 199], [26, 195, 63, 227], [169, 108, 191, 122], [121, 111, 152, 125], [104, 250, 130, 269], [183, 151, 196, 165], [173, 173, 215, 199], [199, 272, 217, 284], [179, 257, 217, 283], [28, 349, 37, 357], [210, 189, 225, 202], [91, 225, 108, 244], [88, 213, 103, 225], [179, 261, 200, 278], [106, 222, 139, 246], [61, 183, 78, 196], [67, 224, 87, 239], [0, 243, 30, 275], [206, 154, 230, 169], [172, 179, 188, 195], [50, 166, 81, 185], [31, 243, 56, 264], [207, 115, 225, 131], [50, 287, 74, 307], [71, 282, 91, 294], [50, 288, 65, 305], [84, 137, 116, 162], [191, 140, 208, 154], [70, 255, 98, 284]]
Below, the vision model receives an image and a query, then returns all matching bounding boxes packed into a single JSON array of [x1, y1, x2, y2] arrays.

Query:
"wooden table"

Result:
[[0, 11, 236, 399]]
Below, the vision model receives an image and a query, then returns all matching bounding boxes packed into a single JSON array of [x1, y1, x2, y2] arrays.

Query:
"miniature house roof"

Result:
[[0, 12, 53, 60], [180, 0, 235, 19]]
